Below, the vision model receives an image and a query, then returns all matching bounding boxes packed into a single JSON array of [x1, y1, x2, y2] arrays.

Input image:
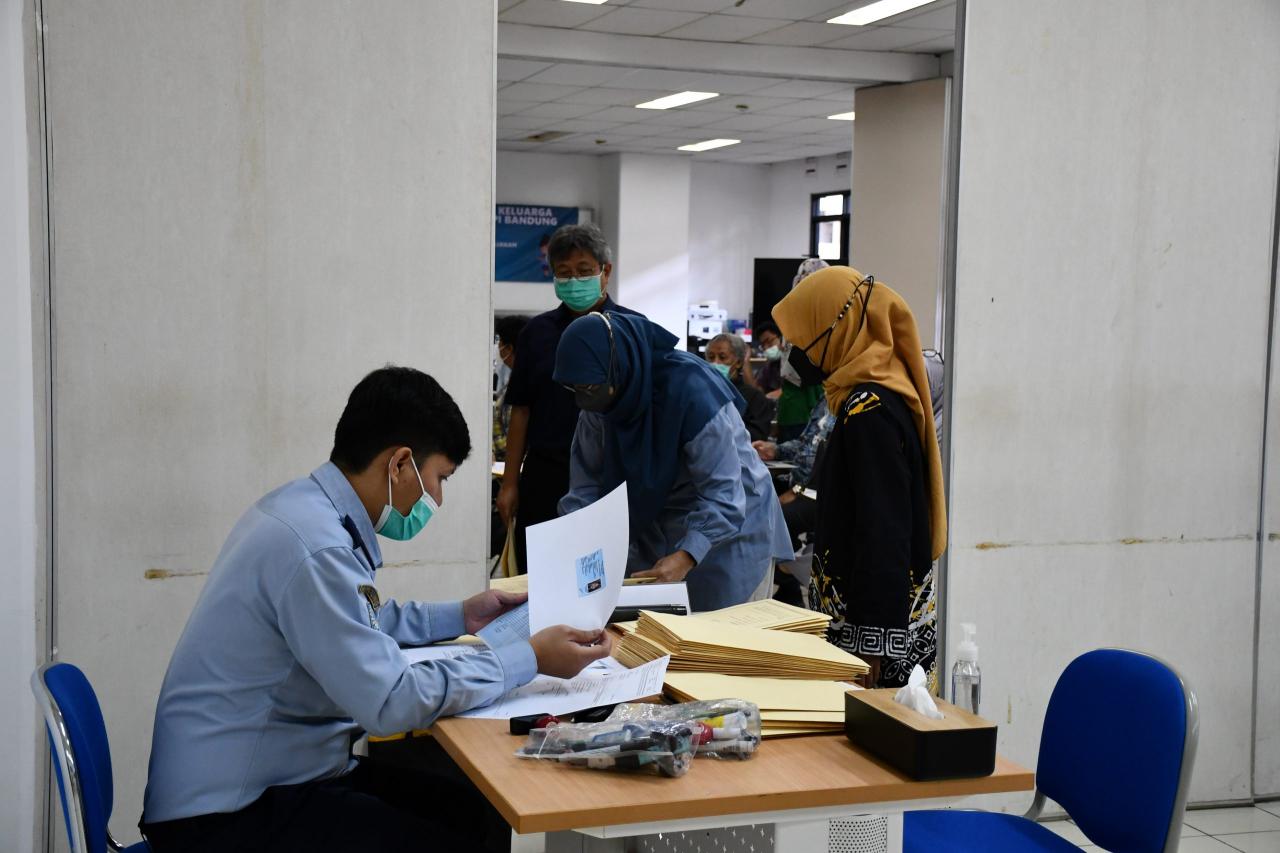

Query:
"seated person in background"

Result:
[[555, 312, 793, 612], [704, 332, 774, 442], [140, 366, 610, 853], [774, 258, 831, 441], [753, 321, 784, 395]]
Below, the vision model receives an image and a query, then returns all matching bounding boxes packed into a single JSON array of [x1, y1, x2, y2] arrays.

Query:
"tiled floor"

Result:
[[1043, 804, 1280, 852]]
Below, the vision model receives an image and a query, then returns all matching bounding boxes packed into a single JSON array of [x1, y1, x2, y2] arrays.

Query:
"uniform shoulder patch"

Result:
[[358, 584, 381, 630]]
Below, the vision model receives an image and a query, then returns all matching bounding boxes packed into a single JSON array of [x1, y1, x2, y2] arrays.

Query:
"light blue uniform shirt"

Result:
[[143, 462, 537, 823], [561, 403, 792, 611]]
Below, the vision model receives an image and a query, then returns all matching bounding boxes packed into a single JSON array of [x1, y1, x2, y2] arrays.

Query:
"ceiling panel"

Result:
[[892, 3, 958, 29], [755, 98, 853, 118], [748, 78, 854, 99], [626, 0, 737, 12], [605, 67, 715, 91], [900, 34, 954, 52], [702, 112, 794, 131], [498, 81, 589, 101], [720, 0, 851, 20], [499, 0, 612, 28], [524, 62, 635, 87], [821, 25, 951, 51], [551, 87, 663, 106], [513, 101, 609, 119], [741, 21, 852, 47], [578, 7, 705, 36], [692, 93, 798, 113], [497, 58, 552, 82], [547, 118, 625, 133], [660, 14, 787, 42]]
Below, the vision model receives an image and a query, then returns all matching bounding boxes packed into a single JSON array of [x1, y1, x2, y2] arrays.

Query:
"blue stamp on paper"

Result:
[[576, 549, 606, 597]]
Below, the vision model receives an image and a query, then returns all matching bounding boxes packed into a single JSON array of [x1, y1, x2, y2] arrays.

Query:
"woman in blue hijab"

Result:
[[554, 312, 793, 611]]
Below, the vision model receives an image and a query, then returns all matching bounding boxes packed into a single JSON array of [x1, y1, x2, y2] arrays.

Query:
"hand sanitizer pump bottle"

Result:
[[950, 623, 981, 715]]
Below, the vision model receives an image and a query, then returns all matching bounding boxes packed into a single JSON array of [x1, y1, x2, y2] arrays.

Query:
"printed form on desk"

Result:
[[458, 655, 669, 720]]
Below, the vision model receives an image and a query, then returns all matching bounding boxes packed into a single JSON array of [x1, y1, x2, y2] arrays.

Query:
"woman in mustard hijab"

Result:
[[773, 267, 947, 688]]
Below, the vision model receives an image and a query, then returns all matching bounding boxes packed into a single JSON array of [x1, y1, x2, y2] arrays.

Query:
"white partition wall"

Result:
[[851, 78, 949, 349], [38, 1, 496, 842], [950, 0, 1280, 804], [1258, 240, 1280, 798]]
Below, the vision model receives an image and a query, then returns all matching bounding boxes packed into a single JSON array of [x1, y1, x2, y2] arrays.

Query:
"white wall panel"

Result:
[[1258, 236, 1280, 798], [1, 0, 38, 848], [688, 161, 772, 322], [43, 0, 496, 841], [851, 78, 947, 348], [952, 0, 1280, 803]]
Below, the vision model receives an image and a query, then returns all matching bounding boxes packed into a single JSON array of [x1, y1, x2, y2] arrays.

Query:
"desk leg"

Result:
[[546, 831, 628, 853]]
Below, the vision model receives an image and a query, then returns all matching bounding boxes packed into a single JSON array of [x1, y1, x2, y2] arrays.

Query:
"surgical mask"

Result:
[[574, 384, 615, 413], [710, 362, 732, 380], [375, 456, 438, 541], [555, 275, 603, 312], [764, 345, 781, 361]]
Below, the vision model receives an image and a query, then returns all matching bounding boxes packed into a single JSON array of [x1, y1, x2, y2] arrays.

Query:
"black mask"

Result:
[[574, 384, 615, 413], [788, 341, 828, 387]]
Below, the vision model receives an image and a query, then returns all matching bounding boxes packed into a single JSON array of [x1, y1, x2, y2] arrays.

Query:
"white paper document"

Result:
[[526, 482, 629, 633], [616, 582, 690, 614], [458, 655, 670, 720], [476, 601, 530, 648]]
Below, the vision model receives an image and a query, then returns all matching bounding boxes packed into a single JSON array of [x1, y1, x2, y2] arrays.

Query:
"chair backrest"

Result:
[[1036, 649, 1198, 853], [31, 662, 116, 853]]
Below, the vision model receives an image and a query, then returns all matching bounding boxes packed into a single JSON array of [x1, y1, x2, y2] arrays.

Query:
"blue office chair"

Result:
[[31, 662, 150, 853], [905, 648, 1198, 853]]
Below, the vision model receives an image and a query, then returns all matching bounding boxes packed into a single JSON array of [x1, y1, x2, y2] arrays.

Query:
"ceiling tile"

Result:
[[606, 67, 715, 91], [553, 87, 668, 107], [597, 122, 668, 138], [498, 81, 587, 102], [822, 25, 951, 50], [627, 0, 735, 10], [497, 115, 552, 130], [892, 2, 957, 29], [514, 101, 608, 119], [660, 14, 785, 42], [635, 108, 726, 128], [702, 112, 794, 131], [692, 93, 798, 113], [578, 7, 705, 35], [544, 118, 623, 133], [748, 78, 853, 98], [499, 0, 523, 10], [897, 34, 954, 52], [524, 63, 634, 87], [499, 0, 613, 28], [775, 116, 844, 133], [755, 98, 852, 118], [583, 105, 672, 123], [683, 72, 784, 94], [741, 21, 853, 46], [497, 59, 552, 82], [720, 0, 850, 20]]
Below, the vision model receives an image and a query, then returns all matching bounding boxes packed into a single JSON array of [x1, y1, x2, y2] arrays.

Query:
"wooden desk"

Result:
[[432, 717, 1034, 850]]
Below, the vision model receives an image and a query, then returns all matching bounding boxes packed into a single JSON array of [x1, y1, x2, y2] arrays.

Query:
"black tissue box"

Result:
[[844, 688, 997, 781]]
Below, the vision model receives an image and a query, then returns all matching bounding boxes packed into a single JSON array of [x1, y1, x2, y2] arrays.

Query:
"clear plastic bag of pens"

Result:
[[516, 718, 697, 777], [606, 699, 762, 760]]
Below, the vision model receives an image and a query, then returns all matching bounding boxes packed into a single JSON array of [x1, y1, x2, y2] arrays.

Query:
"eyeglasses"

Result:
[[553, 268, 602, 282]]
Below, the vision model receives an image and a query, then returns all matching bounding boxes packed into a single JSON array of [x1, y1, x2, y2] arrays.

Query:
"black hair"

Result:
[[547, 223, 613, 268], [495, 315, 529, 348], [330, 366, 471, 473], [755, 321, 781, 339]]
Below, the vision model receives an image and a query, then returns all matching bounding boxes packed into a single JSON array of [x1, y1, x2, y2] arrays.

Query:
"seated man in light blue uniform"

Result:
[[140, 366, 610, 853], [554, 312, 793, 612]]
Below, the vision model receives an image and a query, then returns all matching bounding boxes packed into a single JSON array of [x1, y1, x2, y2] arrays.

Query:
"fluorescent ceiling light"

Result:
[[677, 138, 741, 152], [635, 91, 719, 110], [828, 0, 932, 26], [827, 111, 856, 120]]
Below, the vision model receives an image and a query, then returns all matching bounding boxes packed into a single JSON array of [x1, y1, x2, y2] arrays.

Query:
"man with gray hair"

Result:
[[497, 223, 643, 573]]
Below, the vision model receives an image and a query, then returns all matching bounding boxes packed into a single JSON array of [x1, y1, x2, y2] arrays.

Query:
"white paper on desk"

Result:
[[616, 582, 691, 614], [526, 481, 629, 633], [457, 655, 669, 720], [476, 601, 530, 648]]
